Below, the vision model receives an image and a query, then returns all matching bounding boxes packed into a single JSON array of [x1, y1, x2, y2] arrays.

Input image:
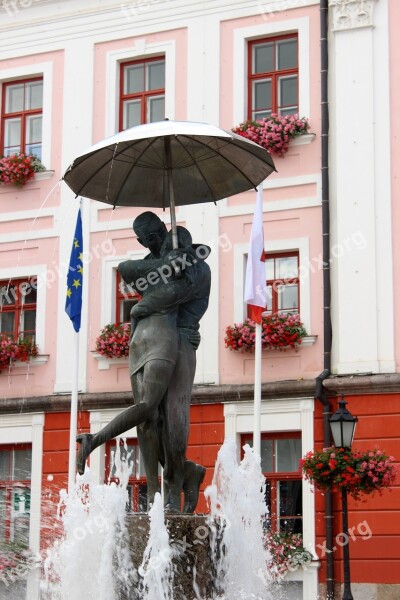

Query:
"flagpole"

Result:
[[244, 184, 266, 459], [253, 321, 262, 457], [68, 324, 80, 491]]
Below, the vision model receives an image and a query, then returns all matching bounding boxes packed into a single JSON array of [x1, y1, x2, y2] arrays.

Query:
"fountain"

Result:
[[39, 438, 276, 600]]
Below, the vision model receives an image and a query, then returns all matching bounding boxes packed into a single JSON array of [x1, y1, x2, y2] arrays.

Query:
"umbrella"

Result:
[[63, 119, 276, 248]]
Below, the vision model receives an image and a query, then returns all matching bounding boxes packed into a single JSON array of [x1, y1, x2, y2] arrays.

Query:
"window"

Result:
[[0, 444, 32, 544], [0, 278, 37, 342], [264, 252, 299, 315], [242, 433, 303, 534], [248, 35, 298, 120], [106, 439, 161, 513], [119, 57, 165, 130], [116, 271, 141, 324], [1, 78, 43, 159]]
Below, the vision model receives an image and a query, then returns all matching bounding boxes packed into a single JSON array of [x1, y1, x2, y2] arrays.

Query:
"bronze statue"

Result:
[[77, 212, 211, 513]]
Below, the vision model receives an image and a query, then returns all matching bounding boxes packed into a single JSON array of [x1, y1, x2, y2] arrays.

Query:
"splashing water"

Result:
[[41, 441, 137, 600], [138, 492, 175, 600], [205, 438, 273, 600]]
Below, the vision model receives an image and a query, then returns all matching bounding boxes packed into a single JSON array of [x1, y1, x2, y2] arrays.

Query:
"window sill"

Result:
[[291, 133, 316, 147], [92, 352, 128, 371], [34, 170, 55, 181], [0, 171, 55, 188], [11, 355, 50, 368], [263, 335, 317, 350]]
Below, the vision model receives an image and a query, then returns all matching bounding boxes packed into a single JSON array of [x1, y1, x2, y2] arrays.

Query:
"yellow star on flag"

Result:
[[74, 238, 80, 248], [66, 288, 72, 298], [78, 264, 83, 275], [72, 279, 81, 289]]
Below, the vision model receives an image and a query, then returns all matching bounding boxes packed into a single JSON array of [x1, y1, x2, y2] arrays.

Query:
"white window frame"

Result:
[[233, 237, 311, 333], [0, 412, 44, 600], [0, 265, 47, 351], [224, 397, 319, 599], [0, 62, 53, 169], [105, 40, 176, 138]]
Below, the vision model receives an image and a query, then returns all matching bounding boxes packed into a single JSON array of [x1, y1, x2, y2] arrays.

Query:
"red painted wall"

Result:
[[314, 394, 400, 585]]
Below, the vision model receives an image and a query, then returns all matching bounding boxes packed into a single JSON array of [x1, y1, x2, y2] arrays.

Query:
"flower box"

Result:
[[0, 154, 47, 187], [232, 114, 310, 157], [225, 313, 308, 353], [0, 338, 39, 374]]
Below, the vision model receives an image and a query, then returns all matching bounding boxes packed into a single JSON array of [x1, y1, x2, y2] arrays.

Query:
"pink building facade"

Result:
[[0, 1, 398, 599]]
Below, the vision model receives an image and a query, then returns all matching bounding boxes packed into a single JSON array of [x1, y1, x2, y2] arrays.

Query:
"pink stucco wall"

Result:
[[0, 50, 64, 399]]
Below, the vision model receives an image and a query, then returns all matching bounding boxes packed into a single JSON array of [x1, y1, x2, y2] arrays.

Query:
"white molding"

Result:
[[101, 251, 145, 326], [0, 264, 47, 351], [0, 62, 53, 170], [219, 173, 321, 217], [89, 408, 138, 485], [92, 352, 128, 370], [0, 412, 44, 565], [0, 206, 57, 223], [233, 17, 311, 126], [291, 132, 316, 146], [233, 237, 311, 333], [105, 39, 176, 138], [12, 355, 50, 368], [34, 170, 55, 181], [223, 397, 319, 600]]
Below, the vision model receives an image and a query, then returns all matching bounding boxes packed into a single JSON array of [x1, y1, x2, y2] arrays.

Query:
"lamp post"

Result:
[[329, 396, 358, 600]]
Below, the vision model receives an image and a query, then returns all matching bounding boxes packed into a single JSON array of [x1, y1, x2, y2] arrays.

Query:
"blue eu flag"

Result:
[[65, 208, 83, 332]]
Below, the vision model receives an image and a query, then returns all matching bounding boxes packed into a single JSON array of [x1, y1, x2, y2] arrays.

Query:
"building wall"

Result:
[[315, 393, 400, 586]]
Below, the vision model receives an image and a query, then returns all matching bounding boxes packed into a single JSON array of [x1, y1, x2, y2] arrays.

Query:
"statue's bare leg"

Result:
[[76, 360, 174, 475]]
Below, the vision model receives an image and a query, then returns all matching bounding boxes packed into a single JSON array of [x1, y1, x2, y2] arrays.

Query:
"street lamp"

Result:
[[329, 396, 358, 600]]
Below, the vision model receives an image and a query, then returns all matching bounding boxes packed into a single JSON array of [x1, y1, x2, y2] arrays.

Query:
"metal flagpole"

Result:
[[68, 331, 80, 491], [253, 320, 262, 457]]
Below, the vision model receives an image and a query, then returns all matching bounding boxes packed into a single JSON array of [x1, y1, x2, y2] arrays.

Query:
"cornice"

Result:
[[1, 373, 400, 415]]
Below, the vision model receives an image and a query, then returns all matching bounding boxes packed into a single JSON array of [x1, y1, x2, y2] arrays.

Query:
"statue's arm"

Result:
[[118, 258, 167, 285]]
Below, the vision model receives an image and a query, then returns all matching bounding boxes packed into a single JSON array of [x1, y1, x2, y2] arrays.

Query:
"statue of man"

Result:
[[77, 212, 211, 513]]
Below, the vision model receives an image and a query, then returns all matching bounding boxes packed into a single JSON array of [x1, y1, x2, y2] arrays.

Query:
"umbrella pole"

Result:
[[165, 136, 178, 250]]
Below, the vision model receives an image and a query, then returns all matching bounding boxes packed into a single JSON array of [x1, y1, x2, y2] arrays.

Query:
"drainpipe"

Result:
[[317, 1, 335, 599]]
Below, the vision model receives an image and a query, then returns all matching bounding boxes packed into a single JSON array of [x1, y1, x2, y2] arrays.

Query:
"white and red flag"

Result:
[[244, 186, 266, 322], [244, 186, 266, 458]]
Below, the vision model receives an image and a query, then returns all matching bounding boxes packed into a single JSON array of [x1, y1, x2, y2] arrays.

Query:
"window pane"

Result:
[[0, 284, 17, 306], [121, 299, 138, 323], [138, 483, 148, 513], [4, 118, 21, 148], [265, 258, 275, 281], [278, 480, 302, 534], [21, 283, 37, 304], [0, 489, 6, 541], [12, 488, 30, 544], [123, 100, 141, 129], [280, 106, 297, 116], [12, 449, 31, 480], [260, 439, 273, 472], [276, 438, 302, 471], [279, 75, 297, 108], [265, 285, 273, 313], [110, 443, 136, 478], [276, 256, 298, 279], [21, 310, 36, 336], [25, 81, 43, 110], [276, 39, 297, 70], [25, 115, 42, 144], [0, 312, 15, 335], [124, 64, 144, 94], [253, 110, 272, 121], [147, 61, 165, 91], [278, 284, 299, 312], [0, 451, 9, 480], [147, 96, 164, 123], [253, 43, 274, 74], [253, 79, 271, 111], [5, 84, 24, 113]]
